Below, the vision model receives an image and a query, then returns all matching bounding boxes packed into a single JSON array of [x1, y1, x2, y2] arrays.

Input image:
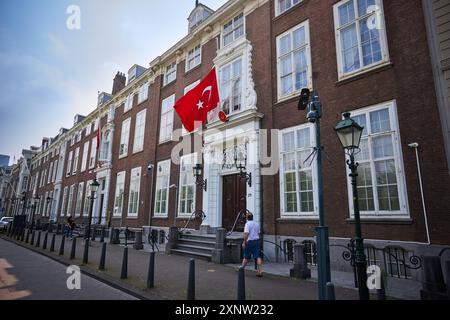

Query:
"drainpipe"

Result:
[[408, 143, 431, 245], [147, 164, 155, 227]]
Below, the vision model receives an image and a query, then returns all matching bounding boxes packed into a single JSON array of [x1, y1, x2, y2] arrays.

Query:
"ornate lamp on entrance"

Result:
[[334, 112, 369, 300], [193, 164, 207, 191], [234, 145, 252, 187], [86, 178, 100, 240]]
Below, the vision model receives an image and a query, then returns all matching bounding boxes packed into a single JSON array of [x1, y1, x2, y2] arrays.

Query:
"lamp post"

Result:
[[334, 112, 369, 300], [20, 194, 27, 216], [193, 164, 207, 191], [30, 195, 40, 230], [298, 89, 332, 300], [86, 178, 100, 239]]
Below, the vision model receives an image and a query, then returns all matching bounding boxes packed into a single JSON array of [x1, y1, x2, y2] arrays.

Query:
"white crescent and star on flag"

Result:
[[197, 86, 212, 110]]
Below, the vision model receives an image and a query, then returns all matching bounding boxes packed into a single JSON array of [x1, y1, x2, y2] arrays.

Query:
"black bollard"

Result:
[[56, 224, 61, 235], [187, 259, 195, 300], [7, 224, 12, 237], [99, 243, 107, 271], [20, 229, 25, 242], [237, 266, 245, 300], [70, 237, 77, 260], [35, 231, 41, 248], [30, 230, 35, 246], [59, 235, 66, 256], [377, 273, 386, 300], [83, 239, 89, 264], [100, 228, 105, 243], [91, 227, 96, 241], [120, 246, 128, 279], [326, 282, 336, 300], [147, 251, 155, 289], [50, 234, 56, 252], [42, 232, 48, 250], [25, 229, 30, 244]]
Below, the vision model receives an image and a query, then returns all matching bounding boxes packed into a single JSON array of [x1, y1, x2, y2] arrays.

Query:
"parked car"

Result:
[[0, 217, 14, 230]]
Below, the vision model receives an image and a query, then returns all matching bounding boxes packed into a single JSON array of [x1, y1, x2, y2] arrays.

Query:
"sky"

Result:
[[0, 0, 225, 165]]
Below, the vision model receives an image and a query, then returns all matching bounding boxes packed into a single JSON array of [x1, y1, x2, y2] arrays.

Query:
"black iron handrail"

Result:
[[178, 209, 206, 233], [226, 209, 248, 236]]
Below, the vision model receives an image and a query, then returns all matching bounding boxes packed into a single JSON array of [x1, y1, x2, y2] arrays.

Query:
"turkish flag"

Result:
[[174, 67, 220, 133]]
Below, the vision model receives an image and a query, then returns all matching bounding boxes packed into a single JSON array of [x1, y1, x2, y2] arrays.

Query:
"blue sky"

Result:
[[0, 0, 225, 165]]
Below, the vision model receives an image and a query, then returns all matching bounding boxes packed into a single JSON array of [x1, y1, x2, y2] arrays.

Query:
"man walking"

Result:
[[241, 212, 263, 277]]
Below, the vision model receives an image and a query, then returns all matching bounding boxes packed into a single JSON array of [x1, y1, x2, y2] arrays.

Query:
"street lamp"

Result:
[[30, 194, 40, 230], [86, 178, 100, 239], [334, 112, 369, 300], [299, 89, 332, 300], [193, 164, 207, 191], [233, 145, 252, 187]]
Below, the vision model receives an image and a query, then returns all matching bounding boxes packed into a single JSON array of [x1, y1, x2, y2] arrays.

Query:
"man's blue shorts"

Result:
[[244, 240, 261, 260]]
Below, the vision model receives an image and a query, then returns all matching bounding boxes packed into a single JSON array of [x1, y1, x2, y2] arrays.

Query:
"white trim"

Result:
[[275, 0, 304, 17], [222, 12, 245, 48], [154, 159, 171, 218], [119, 117, 131, 158], [127, 167, 141, 217], [163, 61, 177, 86], [133, 109, 146, 154], [113, 172, 126, 217], [178, 153, 197, 218], [185, 44, 202, 72]]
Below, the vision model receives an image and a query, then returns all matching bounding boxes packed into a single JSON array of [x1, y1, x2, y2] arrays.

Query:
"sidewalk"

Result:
[[1, 232, 373, 300]]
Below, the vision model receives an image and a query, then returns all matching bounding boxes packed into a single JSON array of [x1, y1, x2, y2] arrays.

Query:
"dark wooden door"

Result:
[[222, 174, 247, 232]]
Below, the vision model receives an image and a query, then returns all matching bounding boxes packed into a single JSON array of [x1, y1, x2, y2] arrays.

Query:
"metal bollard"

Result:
[[120, 246, 128, 279], [377, 273, 386, 300], [20, 229, 25, 242], [100, 228, 105, 243], [35, 231, 41, 248], [59, 235, 66, 256], [133, 231, 144, 250], [70, 237, 77, 260], [42, 232, 48, 250], [91, 227, 96, 241], [99, 243, 107, 271], [187, 259, 195, 300], [83, 239, 89, 264], [50, 234, 56, 252], [237, 266, 246, 300], [25, 229, 30, 244], [326, 282, 336, 300], [30, 230, 35, 246], [147, 251, 155, 289]]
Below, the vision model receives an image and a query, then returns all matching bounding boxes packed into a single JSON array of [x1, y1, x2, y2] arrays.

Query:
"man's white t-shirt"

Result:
[[244, 220, 260, 241]]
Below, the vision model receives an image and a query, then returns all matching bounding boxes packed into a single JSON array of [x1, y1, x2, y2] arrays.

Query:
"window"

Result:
[[43, 192, 48, 216], [113, 172, 126, 217], [61, 187, 68, 217], [159, 95, 175, 143], [67, 184, 76, 216], [89, 138, 97, 169], [128, 167, 141, 217], [186, 45, 202, 72], [277, 0, 303, 15], [52, 159, 58, 182], [70, 136, 75, 146], [333, 0, 389, 78], [48, 162, 53, 184], [223, 13, 244, 46], [72, 147, 79, 175], [383, 246, 412, 279], [94, 118, 99, 131], [81, 141, 89, 172], [219, 58, 242, 115], [182, 81, 200, 135], [133, 110, 146, 153], [76, 131, 81, 143], [85, 123, 92, 136], [345, 101, 408, 217], [164, 62, 177, 85], [154, 160, 170, 217], [279, 124, 317, 216], [124, 94, 133, 113], [178, 153, 197, 217], [75, 182, 84, 217], [83, 180, 92, 217], [277, 21, 312, 99], [119, 118, 131, 157], [66, 151, 73, 176], [138, 83, 149, 104]]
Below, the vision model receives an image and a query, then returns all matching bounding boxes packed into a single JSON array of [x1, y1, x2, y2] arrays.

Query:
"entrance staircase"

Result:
[[171, 232, 217, 261]]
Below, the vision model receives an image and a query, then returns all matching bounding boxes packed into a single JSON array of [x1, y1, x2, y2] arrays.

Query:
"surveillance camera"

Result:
[[408, 143, 419, 148], [147, 164, 154, 171]]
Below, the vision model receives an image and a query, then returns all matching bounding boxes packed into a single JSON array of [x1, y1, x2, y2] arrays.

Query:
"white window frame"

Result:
[[66, 151, 73, 176], [185, 45, 202, 72], [119, 118, 131, 158], [124, 94, 133, 113], [138, 83, 149, 104], [164, 62, 177, 86], [81, 141, 89, 172], [89, 138, 97, 169], [85, 123, 92, 136], [67, 184, 75, 216], [333, 0, 390, 80], [159, 95, 175, 143], [61, 186, 68, 217], [278, 123, 319, 218], [276, 20, 312, 101], [75, 182, 84, 217], [178, 153, 197, 217], [113, 172, 126, 217], [83, 180, 92, 217], [154, 160, 171, 218], [222, 12, 245, 47], [72, 147, 79, 175], [133, 109, 146, 154], [276, 0, 304, 16], [52, 159, 58, 182], [218, 57, 243, 117], [47, 162, 53, 184], [128, 167, 141, 217], [344, 100, 409, 219]]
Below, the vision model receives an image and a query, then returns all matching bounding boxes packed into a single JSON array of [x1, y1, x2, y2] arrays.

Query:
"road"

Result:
[[0, 238, 137, 300]]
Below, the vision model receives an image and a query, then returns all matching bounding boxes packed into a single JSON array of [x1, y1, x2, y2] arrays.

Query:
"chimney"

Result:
[[112, 71, 126, 95]]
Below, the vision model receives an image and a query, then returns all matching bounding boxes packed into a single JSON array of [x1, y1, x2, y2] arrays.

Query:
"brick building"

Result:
[[4, 0, 450, 280]]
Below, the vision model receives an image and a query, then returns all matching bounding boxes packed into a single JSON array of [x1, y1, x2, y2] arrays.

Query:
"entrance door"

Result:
[[222, 174, 247, 232]]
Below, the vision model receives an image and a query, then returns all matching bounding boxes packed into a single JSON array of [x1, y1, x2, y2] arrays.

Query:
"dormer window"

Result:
[[188, 2, 214, 32], [223, 13, 244, 47]]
